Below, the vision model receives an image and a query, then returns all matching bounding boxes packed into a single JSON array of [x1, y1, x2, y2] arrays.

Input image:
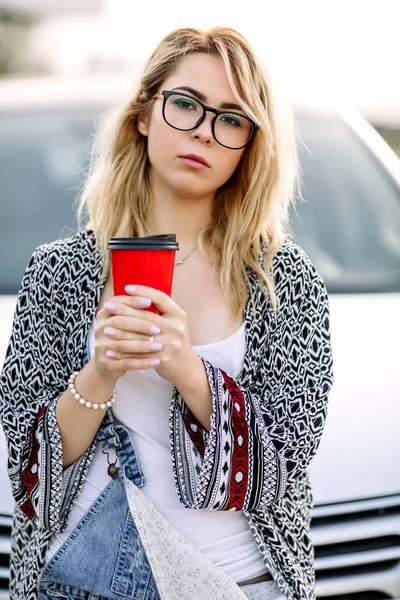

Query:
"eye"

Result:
[[219, 114, 244, 127], [170, 96, 199, 111]]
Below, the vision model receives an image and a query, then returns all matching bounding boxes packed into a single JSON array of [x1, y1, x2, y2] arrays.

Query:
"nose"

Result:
[[190, 111, 214, 145]]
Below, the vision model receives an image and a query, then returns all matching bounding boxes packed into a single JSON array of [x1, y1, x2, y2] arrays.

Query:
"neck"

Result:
[[146, 174, 214, 250]]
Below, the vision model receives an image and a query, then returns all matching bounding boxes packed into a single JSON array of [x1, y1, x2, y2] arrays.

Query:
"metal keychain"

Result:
[[102, 445, 121, 478]]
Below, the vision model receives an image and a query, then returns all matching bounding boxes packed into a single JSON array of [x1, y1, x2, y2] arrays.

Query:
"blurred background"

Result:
[[1, 0, 399, 151], [0, 1, 400, 599]]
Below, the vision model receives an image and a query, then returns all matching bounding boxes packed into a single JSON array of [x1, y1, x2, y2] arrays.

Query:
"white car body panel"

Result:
[[309, 293, 400, 504]]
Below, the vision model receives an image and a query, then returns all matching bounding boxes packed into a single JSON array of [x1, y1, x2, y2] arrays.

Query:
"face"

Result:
[[138, 53, 247, 200]]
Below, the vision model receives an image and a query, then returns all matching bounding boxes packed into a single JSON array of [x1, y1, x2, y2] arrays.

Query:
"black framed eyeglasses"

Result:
[[152, 90, 259, 150]]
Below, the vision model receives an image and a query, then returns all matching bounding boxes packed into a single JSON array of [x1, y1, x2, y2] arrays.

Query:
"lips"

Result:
[[178, 154, 210, 167]]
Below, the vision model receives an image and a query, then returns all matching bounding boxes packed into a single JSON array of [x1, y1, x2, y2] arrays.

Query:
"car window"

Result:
[[0, 110, 96, 294], [292, 109, 400, 292], [1, 106, 400, 294]]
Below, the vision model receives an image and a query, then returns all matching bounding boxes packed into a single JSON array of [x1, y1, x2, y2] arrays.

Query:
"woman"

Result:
[[0, 26, 333, 600]]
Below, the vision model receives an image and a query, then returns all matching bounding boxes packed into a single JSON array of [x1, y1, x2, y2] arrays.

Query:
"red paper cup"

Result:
[[108, 235, 179, 314]]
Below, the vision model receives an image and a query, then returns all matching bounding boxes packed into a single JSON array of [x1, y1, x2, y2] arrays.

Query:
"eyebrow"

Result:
[[171, 86, 243, 112]]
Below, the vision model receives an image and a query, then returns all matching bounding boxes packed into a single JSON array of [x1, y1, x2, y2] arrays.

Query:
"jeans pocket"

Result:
[[39, 593, 71, 600], [39, 588, 101, 600], [111, 510, 158, 599]]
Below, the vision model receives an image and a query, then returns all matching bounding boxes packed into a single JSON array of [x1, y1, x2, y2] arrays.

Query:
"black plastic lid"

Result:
[[108, 234, 179, 251]]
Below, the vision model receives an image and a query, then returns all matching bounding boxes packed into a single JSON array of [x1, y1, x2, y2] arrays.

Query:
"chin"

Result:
[[168, 177, 215, 199]]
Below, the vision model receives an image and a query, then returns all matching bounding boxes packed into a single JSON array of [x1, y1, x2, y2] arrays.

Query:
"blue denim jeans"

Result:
[[38, 422, 160, 600]]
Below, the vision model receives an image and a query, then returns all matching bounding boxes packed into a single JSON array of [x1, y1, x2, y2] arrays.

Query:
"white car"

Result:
[[0, 77, 400, 600]]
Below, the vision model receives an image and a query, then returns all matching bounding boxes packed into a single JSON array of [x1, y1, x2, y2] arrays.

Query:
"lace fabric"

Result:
[[241, 581, 286, 599], [124, 476, 286, 600]]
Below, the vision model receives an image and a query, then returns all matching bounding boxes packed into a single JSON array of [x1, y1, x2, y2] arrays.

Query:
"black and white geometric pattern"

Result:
[[0, 230, 333, 600]]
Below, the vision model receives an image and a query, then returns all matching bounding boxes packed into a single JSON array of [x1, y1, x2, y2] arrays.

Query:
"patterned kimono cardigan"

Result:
[[0, 230, 333, 600]]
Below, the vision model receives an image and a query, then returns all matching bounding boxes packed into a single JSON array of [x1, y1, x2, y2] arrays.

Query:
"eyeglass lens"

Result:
[[164, 93, 253, 149]]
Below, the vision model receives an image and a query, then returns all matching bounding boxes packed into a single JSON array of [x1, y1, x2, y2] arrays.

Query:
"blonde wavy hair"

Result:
[[78, 26, 302, 320]]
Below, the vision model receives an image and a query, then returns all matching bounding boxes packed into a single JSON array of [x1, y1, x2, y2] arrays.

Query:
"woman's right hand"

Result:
[[91, 298, 161, 382]]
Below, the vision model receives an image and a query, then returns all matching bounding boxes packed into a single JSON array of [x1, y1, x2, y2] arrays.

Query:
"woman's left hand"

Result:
[[103, 284, 199, 387]]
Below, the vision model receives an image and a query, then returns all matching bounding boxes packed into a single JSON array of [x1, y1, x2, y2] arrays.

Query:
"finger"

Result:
[[104, 315, 162, 338], [101, 338, 163, 356], [102, 296, 154, 313], [101, 300, 164, 328], [104, 354, 161, 370], [123, 285, 181, 316], [102, 324, 157, 342]]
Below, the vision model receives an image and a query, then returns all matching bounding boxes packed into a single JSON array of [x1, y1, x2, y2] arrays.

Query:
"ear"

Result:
[[138, 116, 149, 137]]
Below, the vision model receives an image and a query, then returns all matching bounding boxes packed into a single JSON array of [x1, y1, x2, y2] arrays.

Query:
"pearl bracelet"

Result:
[[68, 372, 116, 410]]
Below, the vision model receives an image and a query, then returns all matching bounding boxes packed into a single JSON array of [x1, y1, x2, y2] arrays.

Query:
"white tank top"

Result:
[[46, 319, 267, 583]]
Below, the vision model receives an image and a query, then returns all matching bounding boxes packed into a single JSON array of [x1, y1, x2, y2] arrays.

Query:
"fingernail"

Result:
[[148, 358, 160, 366], [106, 350, 116, 358], [139, 298, 151, 308], [125, 285, 136, 294], [149, 325, 161, 335], [104, 302, 116, 311], [149, 342, 163, 351], [104, 327, 117, 337]]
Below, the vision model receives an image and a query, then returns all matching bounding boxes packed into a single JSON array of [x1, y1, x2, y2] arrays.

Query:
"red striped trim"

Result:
[[20, 498, 36, 520], [20, 405, 46, 519], [222, 372, 249, 510], [183, 407, 205, 458]]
